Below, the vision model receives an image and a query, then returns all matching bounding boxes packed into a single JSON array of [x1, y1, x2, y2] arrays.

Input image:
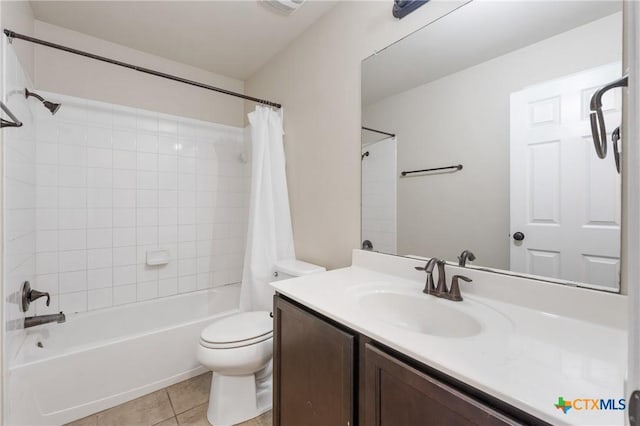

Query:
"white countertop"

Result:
[[271, 251, 627, 426]]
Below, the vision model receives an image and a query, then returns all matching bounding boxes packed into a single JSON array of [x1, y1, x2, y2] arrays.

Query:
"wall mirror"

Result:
[[361, 0, 623, 292]]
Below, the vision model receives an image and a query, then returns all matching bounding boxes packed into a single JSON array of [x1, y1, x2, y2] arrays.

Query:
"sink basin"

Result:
[[358, 292, 482, 337], [348, 282, 514, 338]]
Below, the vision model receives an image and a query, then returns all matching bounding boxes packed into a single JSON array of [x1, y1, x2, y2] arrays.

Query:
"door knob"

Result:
[[513, 232, 525, 241]]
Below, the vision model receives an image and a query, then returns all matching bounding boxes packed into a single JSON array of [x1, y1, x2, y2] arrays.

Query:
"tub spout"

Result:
[[24, 312, 66, 329]]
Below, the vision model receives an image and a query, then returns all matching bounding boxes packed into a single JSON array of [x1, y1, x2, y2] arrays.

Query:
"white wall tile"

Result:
[[36, 252, 59, 275], [59, 291, 87, 314], [113, 246, 136, 266], [36, 230, 58, 253], [158, 278, 178, 297], [87, 147, 113, 168], [178, 275, 197, 294], [112, 130, 137, 151], [113, 150, 136, 169], [137, 280, 158, 301], [59, 250, 87, 272], [114, 227, 136, 247], [36, 273, 59, 295], [87, 188, 113, 208], [59, 187, 86, 209], [87, 229, 112, 249], [28, 93, 248, 314], [137, 152, 158, 171], [87, 126, 112, 148], [113, 169, 136, 189], [113, 209, 136, 228], [137, 133, 158, 153], [87, 168, 113, 188], [137, 264, 158, 282], [88, 267, 113, 289], [136, 226, 157, 245], [58, 145, 86, 167], [113, 284, 136, 306], [137, 209, 158, 226], [59, 209, 86, 230], [58, 230, 87, 251], [88, 209, 113, 228], [59, 270, 87, 293], [113, 265, 137, 286], [114, 189, 136, 208], [88, 287, 113, 310], [88, 248, 113, 270]]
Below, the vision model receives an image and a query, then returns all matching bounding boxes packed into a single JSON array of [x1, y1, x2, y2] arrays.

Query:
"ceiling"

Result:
[[30, 0, 337, 81], [362, 1, 622, 105]]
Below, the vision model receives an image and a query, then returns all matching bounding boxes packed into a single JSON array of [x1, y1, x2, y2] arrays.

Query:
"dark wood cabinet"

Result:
[[363, 344, 518, 426], [273, 296, 355, 426], [274, 295, 539, 426]]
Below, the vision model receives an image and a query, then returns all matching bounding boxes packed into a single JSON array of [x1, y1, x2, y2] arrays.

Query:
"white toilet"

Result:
[[197, 259, 325, 426]]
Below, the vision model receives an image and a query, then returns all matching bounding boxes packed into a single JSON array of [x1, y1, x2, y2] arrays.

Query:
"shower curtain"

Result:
[[240, 106, 295, 312]]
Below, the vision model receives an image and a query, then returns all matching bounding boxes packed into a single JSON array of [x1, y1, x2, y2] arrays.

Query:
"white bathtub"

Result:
[[6, 285, 240, 426]]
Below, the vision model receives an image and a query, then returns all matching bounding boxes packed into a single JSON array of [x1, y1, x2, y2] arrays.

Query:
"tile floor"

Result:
[[66, 372, 272, 426]]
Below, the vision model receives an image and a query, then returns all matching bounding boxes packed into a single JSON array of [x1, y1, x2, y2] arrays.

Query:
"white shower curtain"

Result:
[[240, 106, 295, 312]]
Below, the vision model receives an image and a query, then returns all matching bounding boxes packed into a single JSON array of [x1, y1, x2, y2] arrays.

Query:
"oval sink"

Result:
[[358, 292, 482, 338], [348, 282, 514, 339]]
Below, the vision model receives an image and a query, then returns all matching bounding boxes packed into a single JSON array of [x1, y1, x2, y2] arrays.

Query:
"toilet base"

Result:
[[207, 371, 272, 426]]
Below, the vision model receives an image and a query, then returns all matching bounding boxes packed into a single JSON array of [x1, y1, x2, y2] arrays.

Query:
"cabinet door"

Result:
[[364, 344, 520, 426], [274, 296, 355, 426]]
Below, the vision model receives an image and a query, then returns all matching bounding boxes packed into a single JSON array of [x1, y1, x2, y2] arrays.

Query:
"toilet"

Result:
[[197, 259, 325, 426]]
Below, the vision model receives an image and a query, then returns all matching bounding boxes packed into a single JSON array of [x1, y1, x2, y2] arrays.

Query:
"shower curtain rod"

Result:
[[361, 126, 395, 138], [3, 29, 282, 109]]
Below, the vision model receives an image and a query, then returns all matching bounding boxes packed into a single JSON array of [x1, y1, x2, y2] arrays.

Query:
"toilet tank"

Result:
[[273, 259, 325, 281]]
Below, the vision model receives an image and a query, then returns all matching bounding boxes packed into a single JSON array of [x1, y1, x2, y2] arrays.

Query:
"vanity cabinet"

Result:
[[273, 296, 355, 426], [363, 344, 517, 426], [274, 295, 534, 426]]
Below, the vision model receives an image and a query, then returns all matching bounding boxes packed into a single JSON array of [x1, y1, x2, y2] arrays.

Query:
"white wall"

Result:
[[362, 13, 622, 269], [246, 0, 467, 270], [3, 44, 36, 363], [1, 1, 35, 80], [32, 93, 249, 317], [361, 137, 396, 254], [34, 21, 245, 128]]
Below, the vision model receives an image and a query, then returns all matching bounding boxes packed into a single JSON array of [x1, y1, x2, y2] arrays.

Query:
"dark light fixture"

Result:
[[25, 88, 61, 115], [393, 0, 430, 19]]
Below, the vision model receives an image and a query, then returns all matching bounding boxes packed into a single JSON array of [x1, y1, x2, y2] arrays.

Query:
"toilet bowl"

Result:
[[197, 311, 273, 426], [197, 259, 325, 426]]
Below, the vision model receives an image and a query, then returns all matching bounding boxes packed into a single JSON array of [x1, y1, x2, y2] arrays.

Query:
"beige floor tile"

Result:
[[256, 411, 272, 426], [167, 372, 212, 414], [96, 390, 174, 426], [176, 403, 210, 426], [65, 415, 98, 426], [154, 417, 179, 426]]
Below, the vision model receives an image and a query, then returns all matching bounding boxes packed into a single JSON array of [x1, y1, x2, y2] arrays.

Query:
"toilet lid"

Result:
[[201, 311, 273, 345]]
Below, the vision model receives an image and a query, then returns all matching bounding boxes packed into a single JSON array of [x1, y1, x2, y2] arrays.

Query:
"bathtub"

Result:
[[6, 284, 240, 425]]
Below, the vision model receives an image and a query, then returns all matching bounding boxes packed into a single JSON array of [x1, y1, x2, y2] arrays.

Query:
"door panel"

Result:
[[510, 62, 622, 289]]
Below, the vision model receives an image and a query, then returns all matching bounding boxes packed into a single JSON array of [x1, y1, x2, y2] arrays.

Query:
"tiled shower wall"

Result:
[[33, 92, 249, 315], [361, 137, 397, 254], [3, 44, 36, 359]]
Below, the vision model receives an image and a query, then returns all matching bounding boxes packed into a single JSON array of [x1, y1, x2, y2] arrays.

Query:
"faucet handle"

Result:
[[21, 281, 51, 312], [448, 275, 472, 301]]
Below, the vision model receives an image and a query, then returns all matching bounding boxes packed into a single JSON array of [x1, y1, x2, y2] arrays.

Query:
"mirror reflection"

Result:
[[361, 1, 623, 291]]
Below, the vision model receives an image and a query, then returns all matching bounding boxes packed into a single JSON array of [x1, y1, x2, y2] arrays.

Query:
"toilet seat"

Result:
[[200, 311, 273, 349]]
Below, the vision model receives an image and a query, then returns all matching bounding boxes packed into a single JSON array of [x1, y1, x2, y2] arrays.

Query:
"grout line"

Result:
[[165, 388, 177, 416]]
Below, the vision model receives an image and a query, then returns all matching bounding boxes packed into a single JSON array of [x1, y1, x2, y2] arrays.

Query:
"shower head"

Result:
[[361, 151, 370, 161], [25, 88, 61, 115]]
